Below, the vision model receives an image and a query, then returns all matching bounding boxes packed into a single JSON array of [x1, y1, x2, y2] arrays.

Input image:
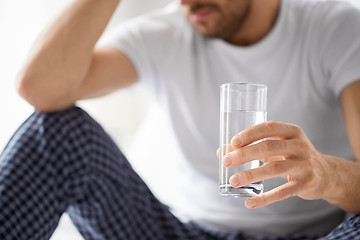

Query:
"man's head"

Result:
[[181, 0, 280, 46], [181, 0, 252, 41]]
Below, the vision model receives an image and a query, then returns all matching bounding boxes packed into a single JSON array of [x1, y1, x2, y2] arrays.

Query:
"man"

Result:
[[1, 0, 360, 239]]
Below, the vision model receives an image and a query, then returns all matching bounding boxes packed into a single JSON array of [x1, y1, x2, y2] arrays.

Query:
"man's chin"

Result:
[[187, 14, 224, 38], [191, 24, 220, 39]]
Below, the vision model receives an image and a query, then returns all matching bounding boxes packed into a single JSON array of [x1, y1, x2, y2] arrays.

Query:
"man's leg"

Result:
[[0, 106, 227, 240], [318, 214, 360, 240]]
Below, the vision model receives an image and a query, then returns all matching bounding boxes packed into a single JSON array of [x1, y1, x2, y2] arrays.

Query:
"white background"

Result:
[[1, 0, 359, 239]]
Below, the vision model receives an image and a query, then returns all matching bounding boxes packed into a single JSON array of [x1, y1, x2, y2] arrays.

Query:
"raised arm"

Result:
[[17, 0, 137, 112]]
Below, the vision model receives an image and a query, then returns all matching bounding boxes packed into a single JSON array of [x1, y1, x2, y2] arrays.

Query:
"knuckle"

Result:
[[295, 140, 311, 155], [288, 123, 303, 136], [276, 188, 288, 201], [268, 162, 282, 175], [294, 136, 306, 146], [240, 130, 249, 142], [264, 121, 277, 131], [234, 149, 247, 162], [259, 193, 268, 206], [243, 170, 254, 183], [296, 140, 307, 149], [262, 140, 275, 152]]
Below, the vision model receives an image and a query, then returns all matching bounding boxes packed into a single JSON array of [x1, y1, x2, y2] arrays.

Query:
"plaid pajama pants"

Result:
[[0, 106, 359, 240]]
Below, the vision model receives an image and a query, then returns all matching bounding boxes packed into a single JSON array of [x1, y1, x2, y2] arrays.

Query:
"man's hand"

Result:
[[217, 81, 360, 213], [221, 121, 333, 209]]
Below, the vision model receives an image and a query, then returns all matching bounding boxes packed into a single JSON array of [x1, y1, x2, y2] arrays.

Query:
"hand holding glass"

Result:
[[219, 83, 267, 197]]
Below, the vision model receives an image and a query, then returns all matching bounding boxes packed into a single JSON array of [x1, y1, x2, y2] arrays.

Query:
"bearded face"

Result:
[[181, 0, 252, 41]]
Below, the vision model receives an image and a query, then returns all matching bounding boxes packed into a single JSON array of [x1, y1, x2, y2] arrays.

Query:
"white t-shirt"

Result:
[[101, 0, 360, 237]]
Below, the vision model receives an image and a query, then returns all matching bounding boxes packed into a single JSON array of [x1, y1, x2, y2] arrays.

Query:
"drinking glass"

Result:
[[219, 82, 267, 197]]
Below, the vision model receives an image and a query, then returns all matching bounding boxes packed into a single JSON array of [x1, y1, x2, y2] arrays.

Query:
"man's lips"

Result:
[[189, 7, 213, 23]]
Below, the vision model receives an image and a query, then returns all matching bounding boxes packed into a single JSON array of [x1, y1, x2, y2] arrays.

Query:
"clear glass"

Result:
[[219, 83, 267, 197]]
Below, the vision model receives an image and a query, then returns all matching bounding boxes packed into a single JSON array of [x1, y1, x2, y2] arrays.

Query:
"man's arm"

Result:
[[326, 80, 360, 212], [340, 80, 360, 160], [221, 80, 360, 213], [17, 0, 137, 112]]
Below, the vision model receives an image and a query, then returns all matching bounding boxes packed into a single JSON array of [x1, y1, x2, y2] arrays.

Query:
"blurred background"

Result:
[[1, 0, 359, 239]]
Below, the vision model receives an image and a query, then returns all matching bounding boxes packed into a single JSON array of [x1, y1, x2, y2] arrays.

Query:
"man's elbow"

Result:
[[16, 72, 38, 106], [16, 73, 71, 112]]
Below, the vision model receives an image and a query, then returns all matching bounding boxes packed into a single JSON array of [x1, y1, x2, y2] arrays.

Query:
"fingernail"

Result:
[[246, 199, 257, 209], [231, 135, 242, 147], [223, 154, 233, 166], [229, 175, 242, 187]]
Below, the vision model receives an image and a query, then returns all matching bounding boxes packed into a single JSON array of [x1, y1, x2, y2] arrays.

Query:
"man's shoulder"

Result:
[[311, 0, 360, 38], [292, 0, 360, 23], [285, 0, 360, 39]]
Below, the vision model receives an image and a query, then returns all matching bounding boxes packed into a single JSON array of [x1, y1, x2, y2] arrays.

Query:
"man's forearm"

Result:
[[324, 156, 360, 214], [17, 0, 121, 111]]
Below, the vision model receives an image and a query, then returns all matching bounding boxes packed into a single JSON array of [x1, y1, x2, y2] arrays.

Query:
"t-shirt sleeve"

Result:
[[98, 17, 160, 92], [318, 3, 360, 96]]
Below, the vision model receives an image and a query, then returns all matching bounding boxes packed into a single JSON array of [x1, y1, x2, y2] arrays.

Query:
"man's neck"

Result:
[[228, 0, 280, 46]]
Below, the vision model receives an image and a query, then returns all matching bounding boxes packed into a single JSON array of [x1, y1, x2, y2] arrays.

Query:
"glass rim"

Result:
[[220, 82, 267, 89]]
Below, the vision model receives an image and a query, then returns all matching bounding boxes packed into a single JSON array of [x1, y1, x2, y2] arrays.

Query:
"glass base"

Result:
[[219, 183, 263, 197]]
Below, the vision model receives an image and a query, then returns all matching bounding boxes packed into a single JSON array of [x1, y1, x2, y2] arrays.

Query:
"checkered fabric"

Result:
[[0, 106, 359, 240]]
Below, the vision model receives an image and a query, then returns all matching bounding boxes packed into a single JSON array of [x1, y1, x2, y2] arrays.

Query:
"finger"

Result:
[[261, 155, 285, 164], [229, 160, 293, 188], [245, 182, 299, 209], [217, 144, 237, 159], [223, 139, 302, 167], [231, 121, 305, 148]]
